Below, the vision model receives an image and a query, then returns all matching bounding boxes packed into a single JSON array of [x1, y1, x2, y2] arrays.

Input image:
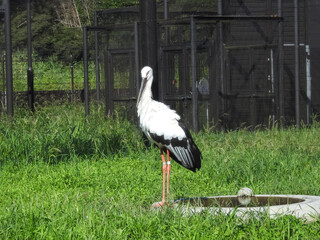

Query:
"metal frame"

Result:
[[84, 0, 319, 130], [158, 15, 281, 130], [86, 11, 282, 130], [0, 0, 312, 128], [83, 24, 140, 117]]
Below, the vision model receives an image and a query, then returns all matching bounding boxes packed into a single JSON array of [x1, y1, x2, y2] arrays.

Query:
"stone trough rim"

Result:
[[171, 194, 320, 222]]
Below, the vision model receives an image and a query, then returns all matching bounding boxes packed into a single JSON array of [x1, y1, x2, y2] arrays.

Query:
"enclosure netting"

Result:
[[93, 0, 287, 130]]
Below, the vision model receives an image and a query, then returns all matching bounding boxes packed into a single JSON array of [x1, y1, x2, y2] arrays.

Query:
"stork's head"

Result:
[[141, 66, 153, 81], [137, 66, 153, 107]]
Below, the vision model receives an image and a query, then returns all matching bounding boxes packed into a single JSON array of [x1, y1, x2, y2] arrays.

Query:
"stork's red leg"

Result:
[[152, 149, 167, 208], [151, 149, 172, 209], [166, 149, 171, 197], [161, 150, 167, 205]]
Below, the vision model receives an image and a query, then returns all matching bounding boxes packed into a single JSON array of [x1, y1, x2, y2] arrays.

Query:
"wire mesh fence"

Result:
[[0, 55, 98, 104], [1, 0, 319, 130]]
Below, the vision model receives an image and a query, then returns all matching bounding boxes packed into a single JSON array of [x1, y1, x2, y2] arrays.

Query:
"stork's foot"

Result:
[[151, 201, 165, 209], [151, 201, 172, 210]]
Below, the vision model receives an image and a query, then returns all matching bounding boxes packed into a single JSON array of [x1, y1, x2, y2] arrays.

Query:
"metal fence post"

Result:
[[27, 0, 34, 112], [294, 0, 300, 128], [278, 0, 284, 123], [4, 0, 13, 117], [94, 11, 100, 103], [191, 16, 199, 132], [218, 0, 225, 118], [139, 0, 158, 100], [70, 54, 74, 101], [306, 45, 311, 125], [134, 22, 140, 98], [83, 26, 89, 116], [1, 53, 5, 109]]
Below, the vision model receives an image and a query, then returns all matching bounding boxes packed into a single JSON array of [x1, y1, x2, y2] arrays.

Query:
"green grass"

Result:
[[12, 58, 96, 91], [0, 103, 320, 239], [11, 52, 130, 92]]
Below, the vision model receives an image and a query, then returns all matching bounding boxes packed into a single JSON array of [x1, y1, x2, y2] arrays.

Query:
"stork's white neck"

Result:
[[137, 77, 153, 116]]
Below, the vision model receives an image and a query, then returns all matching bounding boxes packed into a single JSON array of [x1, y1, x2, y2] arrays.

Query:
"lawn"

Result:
[[12, 54, 96, 92], [0, 103, 320, 239]]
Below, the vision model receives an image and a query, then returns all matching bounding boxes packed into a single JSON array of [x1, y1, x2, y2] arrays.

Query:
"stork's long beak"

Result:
[[137, 77, 147, 107]]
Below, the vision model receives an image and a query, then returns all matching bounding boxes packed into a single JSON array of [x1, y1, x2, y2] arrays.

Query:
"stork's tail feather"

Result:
[[167, 144, 201, 172], [166, 123, 202, 172]]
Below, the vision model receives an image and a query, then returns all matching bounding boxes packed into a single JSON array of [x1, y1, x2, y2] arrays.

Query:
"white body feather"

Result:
[[138, 98, 186, 146]]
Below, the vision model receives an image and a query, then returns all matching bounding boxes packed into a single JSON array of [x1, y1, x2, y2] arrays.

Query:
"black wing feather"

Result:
[[149, 122, 202, 172]]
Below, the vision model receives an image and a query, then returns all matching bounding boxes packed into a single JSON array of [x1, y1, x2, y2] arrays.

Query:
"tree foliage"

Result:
[[9, 0, 139, 62], [8, 0, 215, 62]]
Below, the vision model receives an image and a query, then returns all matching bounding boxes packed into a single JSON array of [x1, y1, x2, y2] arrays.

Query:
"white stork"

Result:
[[137, 66, 202, 207]]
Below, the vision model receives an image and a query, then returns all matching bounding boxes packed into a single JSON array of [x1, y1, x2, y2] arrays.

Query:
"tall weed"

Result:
[[0, 103, 144, 164]]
